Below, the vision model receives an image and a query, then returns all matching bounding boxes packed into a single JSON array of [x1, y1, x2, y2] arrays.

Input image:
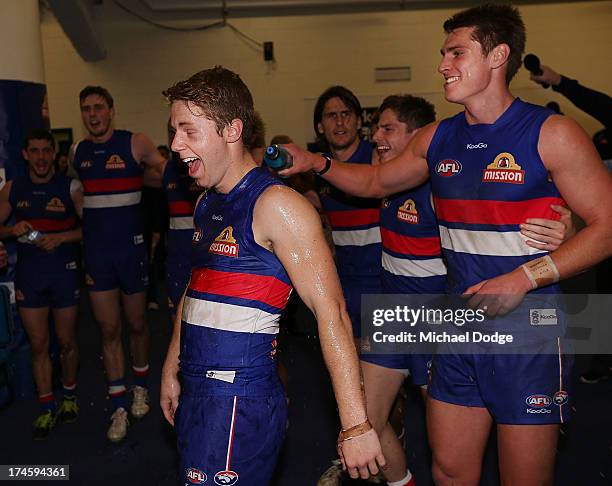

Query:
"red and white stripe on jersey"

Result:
[[82, 176, 142, 209], [183, 268, 292, 334], [23, 217, 77, 233], [327, 208, 381, 247], [435, 196, 565, 257], [382, 252, 446, 278]]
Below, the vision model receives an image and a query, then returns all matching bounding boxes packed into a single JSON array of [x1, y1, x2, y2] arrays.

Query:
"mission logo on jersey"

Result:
[[46, 197, 66, 212], [105, 155, 126, 170], [397, 199, 419, 224], [209, 226, 239, 257], [482, 152, 525, 184]]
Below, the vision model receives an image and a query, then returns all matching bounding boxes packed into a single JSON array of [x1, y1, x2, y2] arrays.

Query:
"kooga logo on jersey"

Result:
[[467, 142, 487, 149]]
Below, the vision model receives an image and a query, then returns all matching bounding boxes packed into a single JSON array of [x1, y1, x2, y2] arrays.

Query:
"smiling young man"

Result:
[[160, 67, 384, 485], [281, 4, 612, 485], [0, 130, 83, 440], [70, 86, 165, 442]]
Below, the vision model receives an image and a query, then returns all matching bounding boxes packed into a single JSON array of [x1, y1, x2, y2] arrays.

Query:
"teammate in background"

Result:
[[70, 86, 164, 442], [160, 66, 384, 484], [281, 4, 612, 484], [0, 129, 82, 440], [163, 119, 202, 320], [312, 86, 382, 345]]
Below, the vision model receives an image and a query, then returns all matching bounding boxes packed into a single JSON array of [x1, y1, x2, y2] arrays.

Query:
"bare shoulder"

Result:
[[253, 184, 319, 237], [539, 114, 600, 171]]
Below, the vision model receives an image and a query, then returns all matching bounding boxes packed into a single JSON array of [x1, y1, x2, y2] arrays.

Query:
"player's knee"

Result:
[[432, 457, 479, 486], [99, 322, 122, 342]]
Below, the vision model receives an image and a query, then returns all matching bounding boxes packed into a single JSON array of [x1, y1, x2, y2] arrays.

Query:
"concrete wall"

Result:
[[41, 1, 612, 147]]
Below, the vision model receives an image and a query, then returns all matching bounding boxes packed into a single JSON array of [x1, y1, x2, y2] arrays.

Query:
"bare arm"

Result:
[[253, 185, 384, 479], [0, 182, 16, 239], [132, 132, 164, 188], [465, 115, 612, 313], [280, 122, 437, 199], [541, 116, 612, 274], [160, 291, 184, 426]]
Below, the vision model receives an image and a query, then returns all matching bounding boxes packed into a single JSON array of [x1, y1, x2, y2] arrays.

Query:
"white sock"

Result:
[[387, 470, 413, 486]]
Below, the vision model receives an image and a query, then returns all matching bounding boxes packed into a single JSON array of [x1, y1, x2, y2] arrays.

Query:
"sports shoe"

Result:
[[317, 460, 344, 486], [58, 398, 78, 423], [32, 410, 57, 440], [130, 386, 150, 418], [107, 407, 129, 442]]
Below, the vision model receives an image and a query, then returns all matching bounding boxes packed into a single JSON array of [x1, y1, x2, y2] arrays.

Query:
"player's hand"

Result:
[[11, 221, 33, 238], [337, 428, 386, 480], [160, 368, 181, 426], [529, 64, 561, 87], [463, 267, 532, 317], [278, 143, 326, 177], [37, 233, 64, 252], [520, 204, 575, 251]]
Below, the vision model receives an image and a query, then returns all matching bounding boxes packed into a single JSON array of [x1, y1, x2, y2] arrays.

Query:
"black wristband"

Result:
[[315, 154, 332, 176]]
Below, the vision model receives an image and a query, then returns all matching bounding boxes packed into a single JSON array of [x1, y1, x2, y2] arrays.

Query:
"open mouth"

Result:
[[445, 76, 460, 86], [182, 157, 202, 176]]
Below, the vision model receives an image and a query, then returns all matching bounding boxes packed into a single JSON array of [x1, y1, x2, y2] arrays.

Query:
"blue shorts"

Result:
[[360, 354, 432, 385], [84, 244, 147, 293], [175, 378, 287, 486], [166, 257, 191, 310], [16, 263, 79, 308], [429, 339, 572, 424], [341, 275, 383, 338]]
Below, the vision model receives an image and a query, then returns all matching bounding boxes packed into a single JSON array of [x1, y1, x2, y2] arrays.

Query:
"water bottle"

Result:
[[264, 145, 292, 175], [18, 228, 43, 244]]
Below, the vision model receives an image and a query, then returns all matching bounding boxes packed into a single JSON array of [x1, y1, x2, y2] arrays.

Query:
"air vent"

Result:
[[375, 66, 411, 82]]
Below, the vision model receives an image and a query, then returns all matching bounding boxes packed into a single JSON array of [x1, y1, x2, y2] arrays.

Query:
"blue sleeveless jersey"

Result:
[[319, 140, 381, 280], [380, 181, 446, 293], [9, 172, 78, 271], [163, 158, 201, 260], [73, 129, 144, 248], [180, 168, 292, 396], [427, 99, 564, 295]]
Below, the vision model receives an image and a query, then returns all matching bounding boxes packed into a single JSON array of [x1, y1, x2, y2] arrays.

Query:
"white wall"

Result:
[[41, 1, 612, 147]]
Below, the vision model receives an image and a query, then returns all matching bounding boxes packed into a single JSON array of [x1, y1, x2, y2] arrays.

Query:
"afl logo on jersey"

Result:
[[482, 153, 525, 184], [105, 155, 126, 170], [79, 160, 92, 169], [214, 470, 239, 485], [436, 159, 462, 177], [16, 200, 30, 209], [186, 468, 207, 484], [46, 197, 66, 212], [192, 228, 203, 243], [397, 199, 419, 224], [166, 182, 176, 190], [209, 226, 239, 257]]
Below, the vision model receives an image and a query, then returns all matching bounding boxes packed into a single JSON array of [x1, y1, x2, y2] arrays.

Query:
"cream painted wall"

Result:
[[41, 1, 611, 148]]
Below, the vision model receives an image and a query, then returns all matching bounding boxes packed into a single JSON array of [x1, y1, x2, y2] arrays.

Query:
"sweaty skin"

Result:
[[162, 100, 385, 480]]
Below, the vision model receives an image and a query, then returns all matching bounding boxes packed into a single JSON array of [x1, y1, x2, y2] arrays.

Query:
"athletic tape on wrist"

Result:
[[521, 254, 560, 289]]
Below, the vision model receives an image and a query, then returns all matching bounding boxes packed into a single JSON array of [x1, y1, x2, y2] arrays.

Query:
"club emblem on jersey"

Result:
[[186, 467, 207, 484], [436, 159, 462, 177], [553, 390, 568, 406], [397, 199, 419, 224], [209, 226, 239, 257], [105, 154, 126, 170], [45, 197, 66, 212], [79, 160, 92, 169], [214, 470, 239, 485], [482, 153, 525, 184]]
